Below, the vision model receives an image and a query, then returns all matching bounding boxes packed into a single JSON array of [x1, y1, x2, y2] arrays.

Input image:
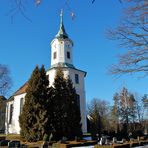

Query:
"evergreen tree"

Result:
[[65, 77, 82, 139], [51, 66, 68, 140], [19, 65, 49, 141], [51, 66, 82, 140]]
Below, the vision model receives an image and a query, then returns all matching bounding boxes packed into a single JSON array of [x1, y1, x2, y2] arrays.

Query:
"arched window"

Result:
[[75, 74, 79, 84], [9, 104, 13, 124], [53, 52, 57, 59], [67, 51, 70, 59], [20, 98, 24, 114]]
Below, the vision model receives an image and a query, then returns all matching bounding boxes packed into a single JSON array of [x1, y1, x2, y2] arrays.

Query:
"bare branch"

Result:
[[0, 64, 12, 96], [107, 0, 148, 77]]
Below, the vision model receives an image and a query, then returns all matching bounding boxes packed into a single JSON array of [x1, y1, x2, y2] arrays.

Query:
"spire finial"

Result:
[[55, 9, 68, 39], [60, 9, 63, 25]]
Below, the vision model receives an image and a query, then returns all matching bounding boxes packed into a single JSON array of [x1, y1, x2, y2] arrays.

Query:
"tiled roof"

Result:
[[7, 82, 28, 102], [13, 82, 28, 96]]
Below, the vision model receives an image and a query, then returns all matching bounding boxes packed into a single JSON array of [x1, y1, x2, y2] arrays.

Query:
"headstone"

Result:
[[99, 137, 106, 145], [105, 138, 110, 145], [0, 140, 10, 146], [8, 140, 20, 147], [21, 144, 27, 148], [113, 137, 117, 143], [41, 141, 48, 148], [130, 138, 134, 142], [122, 138, 126, 143]]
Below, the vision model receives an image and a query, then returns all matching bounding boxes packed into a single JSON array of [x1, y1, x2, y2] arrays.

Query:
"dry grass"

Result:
[[0, 134, 6, 137], [6, 134, 20, 141]]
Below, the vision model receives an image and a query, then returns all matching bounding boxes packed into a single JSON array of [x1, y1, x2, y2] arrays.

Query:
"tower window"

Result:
[[75, 74, 79, 84], [53, 52, 57, 59], [67, 51, 70, 59]]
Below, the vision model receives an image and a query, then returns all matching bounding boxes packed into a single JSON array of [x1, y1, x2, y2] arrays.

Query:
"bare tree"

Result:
[[0, 64, 12, 96], [108, 0, 148, 76]]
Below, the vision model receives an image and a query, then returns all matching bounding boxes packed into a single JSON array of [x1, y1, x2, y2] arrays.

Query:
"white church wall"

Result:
[[51, 38, 73, 66], [5, 93, 26, 134], [5, 100, 14, 134], [13, 93, 26, 134]]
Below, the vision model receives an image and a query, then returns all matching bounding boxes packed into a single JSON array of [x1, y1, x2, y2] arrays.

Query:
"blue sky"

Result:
[[0, 0, 147, 104]]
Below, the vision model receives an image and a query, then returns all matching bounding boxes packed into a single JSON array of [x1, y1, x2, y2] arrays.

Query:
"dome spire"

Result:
[[60, 9, 63, 26], [56, 9, 68, 39]]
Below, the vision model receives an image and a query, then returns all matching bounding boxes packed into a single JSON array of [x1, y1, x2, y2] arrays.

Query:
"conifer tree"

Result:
[[65, 77, 82, 139], [19, 65, 49, 141], [51, 66, 68, 140], [51, 66, 82, 140]]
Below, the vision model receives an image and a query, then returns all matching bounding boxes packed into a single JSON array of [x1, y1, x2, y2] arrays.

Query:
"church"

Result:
[[5, 12, 87, 134]]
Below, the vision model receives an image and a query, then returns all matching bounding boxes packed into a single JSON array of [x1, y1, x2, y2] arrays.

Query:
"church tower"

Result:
[[47, 10, 87, 133], [50, 10, 73, 68]]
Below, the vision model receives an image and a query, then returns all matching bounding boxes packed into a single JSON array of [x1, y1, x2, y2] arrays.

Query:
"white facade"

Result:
[[51, 38, 73, 66], [5, 13, 87, 134], [5, 93, 26, 134]]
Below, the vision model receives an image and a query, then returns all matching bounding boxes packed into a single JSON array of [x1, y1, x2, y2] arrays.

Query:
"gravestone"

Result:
[[8, 140, 20, 147], [0, 140, 10, 146], [113, 137, 117, 143]]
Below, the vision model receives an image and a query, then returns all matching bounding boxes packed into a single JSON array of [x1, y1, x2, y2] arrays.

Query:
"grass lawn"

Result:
[[6, 134, 21, 141]]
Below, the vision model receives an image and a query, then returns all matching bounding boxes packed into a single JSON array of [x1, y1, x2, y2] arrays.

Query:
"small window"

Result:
[[20, 98, 24, 114], [75, 74, 79, 84], [53, 52, 57, 59], [67, 52, 70, 59], [9, 104, 13, 124]]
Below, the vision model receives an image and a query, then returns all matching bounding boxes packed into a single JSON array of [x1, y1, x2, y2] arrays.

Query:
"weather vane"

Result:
[[60, 9, 63, 17], [60, 9, 64, 25]]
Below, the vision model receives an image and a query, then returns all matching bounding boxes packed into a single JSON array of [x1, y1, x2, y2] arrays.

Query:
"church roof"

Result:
[[48, 63, 87, 77], [13, 82, 28, 96], [55, 10, 69, 39], [6, 82, 28, 102], [51, 62, 75, 69]]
